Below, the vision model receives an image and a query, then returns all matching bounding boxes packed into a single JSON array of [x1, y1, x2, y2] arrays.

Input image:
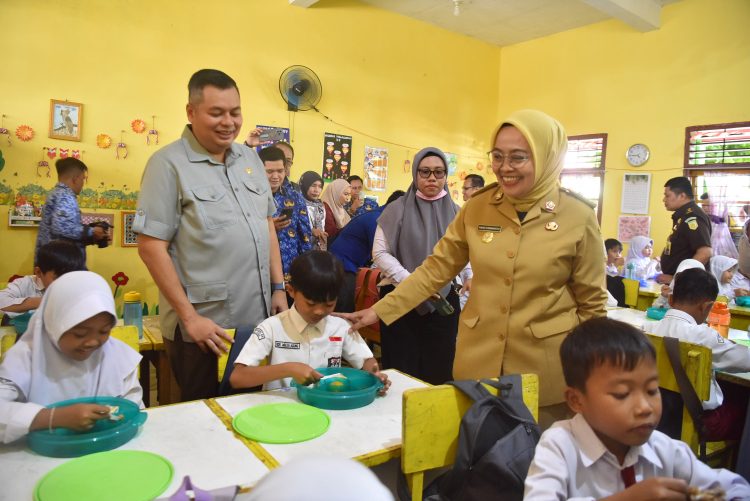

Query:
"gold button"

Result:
[[507, 250, 515, 258], [513, 227, 520, 235], [500, 305, 508, 314], [499, 333, 506, 341], [504, 278, 511, 286]]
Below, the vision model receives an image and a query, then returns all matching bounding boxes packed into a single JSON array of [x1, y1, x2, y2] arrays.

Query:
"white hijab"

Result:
[[0, 271, 141, 406], [710, 255, 738, 298], [625, 236, 653, 264]]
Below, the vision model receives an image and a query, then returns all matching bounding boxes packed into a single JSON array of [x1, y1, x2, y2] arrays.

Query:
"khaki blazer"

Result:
[[374, 183, 607, 405]]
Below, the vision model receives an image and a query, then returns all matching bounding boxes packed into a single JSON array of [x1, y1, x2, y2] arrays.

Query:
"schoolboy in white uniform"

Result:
[[0, 240, 85, 319], [654, 267, 750, 440], [231, 251, 390, 392], [524, 318, 750, 500]]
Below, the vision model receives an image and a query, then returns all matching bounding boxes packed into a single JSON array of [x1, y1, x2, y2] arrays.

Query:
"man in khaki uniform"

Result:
[[338, 110, 607, 426]]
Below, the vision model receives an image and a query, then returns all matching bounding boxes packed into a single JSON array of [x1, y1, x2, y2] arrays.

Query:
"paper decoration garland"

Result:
[[146, 116, 158, 145], [47, 147, 57, 159], [116, 131, 128, 159], [131, 119, 146, 133], [0, 128, 10, 146], [96, 134, 112, 149], [38, 148, 50, 177], [59, 148, 69, 159], [15, 125, 34, 141]]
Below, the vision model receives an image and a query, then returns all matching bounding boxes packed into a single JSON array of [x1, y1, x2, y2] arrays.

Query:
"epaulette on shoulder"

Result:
[[560, 186, 596, 209]]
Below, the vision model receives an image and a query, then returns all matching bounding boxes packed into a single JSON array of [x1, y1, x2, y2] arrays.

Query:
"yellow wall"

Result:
[[3, 0, 748, 306], [0, 0, 499, 306], [497, 0, 750, 253]]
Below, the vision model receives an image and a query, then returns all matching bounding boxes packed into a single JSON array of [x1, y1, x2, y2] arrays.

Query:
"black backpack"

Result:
[[401, 374, 541, 501]]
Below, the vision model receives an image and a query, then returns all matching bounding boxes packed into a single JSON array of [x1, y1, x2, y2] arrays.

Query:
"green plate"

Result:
[[232, 402, 330, 444], [34, 450, 173, 501]]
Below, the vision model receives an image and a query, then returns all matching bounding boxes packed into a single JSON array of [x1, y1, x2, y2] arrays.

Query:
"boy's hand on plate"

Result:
[[288, 363, 323, 385]]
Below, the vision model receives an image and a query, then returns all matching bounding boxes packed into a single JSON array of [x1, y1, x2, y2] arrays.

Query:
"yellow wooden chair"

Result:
[[645, 334, 735, 466], [623, 278, 640, 308], [0, 325, 18, 362], [401, 374, 539, 501]]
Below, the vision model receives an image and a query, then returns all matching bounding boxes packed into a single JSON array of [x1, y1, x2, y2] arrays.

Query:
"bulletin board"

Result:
[[121, 211, 137, 247]]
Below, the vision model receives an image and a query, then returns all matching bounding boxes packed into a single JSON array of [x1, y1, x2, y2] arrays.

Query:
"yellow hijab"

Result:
[[490, 109, 568, 211]]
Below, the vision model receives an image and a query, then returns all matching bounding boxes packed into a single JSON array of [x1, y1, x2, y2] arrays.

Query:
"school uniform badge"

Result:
[[685, 217, 698, 230]]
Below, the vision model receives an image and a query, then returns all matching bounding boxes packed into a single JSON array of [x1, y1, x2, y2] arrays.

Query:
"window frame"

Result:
[[684, 121, 750, 171], [562, 133, 607, 223]]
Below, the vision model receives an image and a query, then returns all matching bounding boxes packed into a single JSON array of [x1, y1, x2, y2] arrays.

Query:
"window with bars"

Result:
[[560, 133, 607, 222], [685, 121, 750, 242]]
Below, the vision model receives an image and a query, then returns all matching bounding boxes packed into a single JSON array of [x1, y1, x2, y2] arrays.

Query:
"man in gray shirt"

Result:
[[134, 69, 287, 401]]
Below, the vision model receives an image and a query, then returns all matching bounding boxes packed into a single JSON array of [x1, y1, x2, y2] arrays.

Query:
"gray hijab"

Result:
[[377, 147, 459, 313]]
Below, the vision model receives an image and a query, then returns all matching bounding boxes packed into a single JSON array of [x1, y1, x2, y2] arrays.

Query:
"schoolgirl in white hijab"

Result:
[[710, 255, 739, 301], [624, 235, 661, 280], [0, 271, 142, 443]]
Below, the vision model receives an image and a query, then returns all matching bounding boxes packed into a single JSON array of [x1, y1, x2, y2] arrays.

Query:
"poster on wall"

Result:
[[621, 173, 651, 214], [363, 146, 388, 192], [321, 133, 352, 182], [444, 152, 458, 176], [255, 125, 290, 152], [618, 215, 651, 243]]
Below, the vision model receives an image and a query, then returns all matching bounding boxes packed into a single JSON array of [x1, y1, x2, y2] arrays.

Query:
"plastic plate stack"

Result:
[[293, 367, 383, 410], [27, 396, 147, 458]]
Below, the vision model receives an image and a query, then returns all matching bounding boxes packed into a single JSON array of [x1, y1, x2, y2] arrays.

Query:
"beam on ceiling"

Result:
[[289, 0, 319, 7], [581, 0, 661, 31]]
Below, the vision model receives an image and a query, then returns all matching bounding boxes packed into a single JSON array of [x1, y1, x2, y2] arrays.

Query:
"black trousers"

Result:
[[379, 284, 460, 385], [164, 325, 218, 401]]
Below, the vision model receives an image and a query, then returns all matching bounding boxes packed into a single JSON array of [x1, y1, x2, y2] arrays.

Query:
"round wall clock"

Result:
[[626, 143, 650, 167]]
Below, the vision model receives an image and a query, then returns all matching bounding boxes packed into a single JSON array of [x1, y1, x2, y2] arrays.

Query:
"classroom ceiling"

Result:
[[292, 0, 680, 47]]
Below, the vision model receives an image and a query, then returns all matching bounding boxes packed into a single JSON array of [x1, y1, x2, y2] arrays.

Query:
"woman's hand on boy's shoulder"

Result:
[[332, 308, 380, 333]]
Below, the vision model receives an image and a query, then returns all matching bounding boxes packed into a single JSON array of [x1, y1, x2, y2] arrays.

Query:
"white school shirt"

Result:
[[234, 306, 374, 391], [653, 309, 750, 410], [729, 271, 750, 300], [523, 413, 750, 501], [0, 275, 43, 318], [605, 263, 619, 277]]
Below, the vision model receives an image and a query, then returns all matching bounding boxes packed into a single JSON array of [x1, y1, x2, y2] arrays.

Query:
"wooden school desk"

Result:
[[211, 369, 428, 469], [142, 316, 181, 406], [0, 400, 272, 500]]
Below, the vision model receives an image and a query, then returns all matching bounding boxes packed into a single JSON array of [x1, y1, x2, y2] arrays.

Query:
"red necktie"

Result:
[[621, 465, 636, 487]]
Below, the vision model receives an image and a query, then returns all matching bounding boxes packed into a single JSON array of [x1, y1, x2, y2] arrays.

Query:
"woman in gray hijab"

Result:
[[372, 147, 471, 384]]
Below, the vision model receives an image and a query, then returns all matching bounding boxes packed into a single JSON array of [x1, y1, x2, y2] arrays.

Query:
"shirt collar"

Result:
[[181, 125, 240, 165], [570, 413, 663, 469], [662, 308, 697, 325], [287, 304, 327, 335]]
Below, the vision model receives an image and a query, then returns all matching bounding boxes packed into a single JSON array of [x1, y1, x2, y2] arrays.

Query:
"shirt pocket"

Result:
[[192, 184, 238, 229], [185, 281, 229, 326], [528, 310, 576, 339], [242, 178, 271, 219]]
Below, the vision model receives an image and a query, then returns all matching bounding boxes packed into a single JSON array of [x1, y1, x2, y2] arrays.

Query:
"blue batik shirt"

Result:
[[35, 183, 91, 263], [344, 197, 379, 218], [274, 180, 313, 281]]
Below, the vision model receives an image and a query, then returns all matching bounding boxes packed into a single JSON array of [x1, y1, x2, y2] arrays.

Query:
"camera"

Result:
[[280, 207, 294, 219], [87, 221, 112, 248], [429, 294, 455, 316]]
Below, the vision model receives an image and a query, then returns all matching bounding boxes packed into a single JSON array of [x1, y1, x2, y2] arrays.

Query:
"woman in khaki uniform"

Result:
[[338, 110, 607, 426]]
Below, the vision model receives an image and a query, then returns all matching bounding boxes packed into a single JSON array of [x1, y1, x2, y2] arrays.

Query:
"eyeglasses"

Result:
[[417, 168, 447, 179], [487, 150, 530, 168], [461, 185, 478, 192]]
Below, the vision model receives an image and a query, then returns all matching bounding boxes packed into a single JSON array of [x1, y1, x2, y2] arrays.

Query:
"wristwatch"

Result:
[[271, 282, 285, 292]]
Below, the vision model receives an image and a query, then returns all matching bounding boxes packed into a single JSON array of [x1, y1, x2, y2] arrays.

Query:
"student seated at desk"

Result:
[[230, 251, 389, 392], [605, 238, 624, 277], [654, 268, 750, 441], [624, 235, 661, 281], [0, 240, 85, 321], [524, 318, 750, 500], [0, 271, 143, 443], [651, 258, 704, 309], [710, 255, 749, 302]]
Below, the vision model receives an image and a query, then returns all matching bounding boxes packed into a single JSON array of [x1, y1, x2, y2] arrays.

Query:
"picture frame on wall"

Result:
[[121, 211, 138, 247], [49, 99, 83, 141]]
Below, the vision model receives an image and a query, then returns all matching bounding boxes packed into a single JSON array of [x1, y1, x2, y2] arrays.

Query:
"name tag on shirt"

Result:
[[275, 341, 300, 350]]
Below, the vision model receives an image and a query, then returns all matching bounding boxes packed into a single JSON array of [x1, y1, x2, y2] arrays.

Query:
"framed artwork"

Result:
[[617, 215, 651, 243], [121, 211, 138, 247], [49, 99, 83, 141]]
